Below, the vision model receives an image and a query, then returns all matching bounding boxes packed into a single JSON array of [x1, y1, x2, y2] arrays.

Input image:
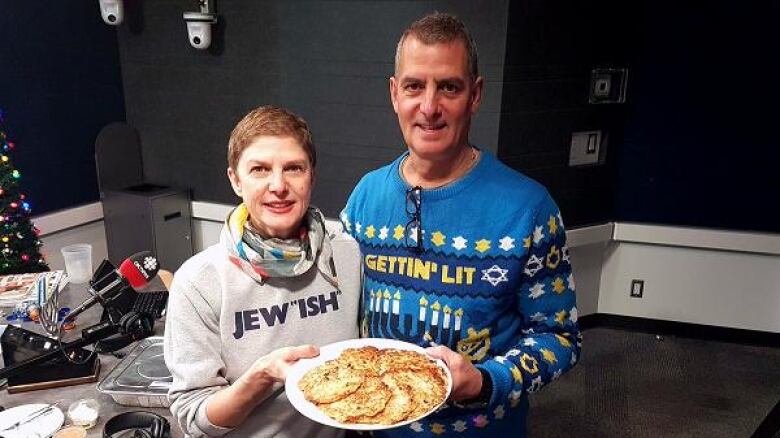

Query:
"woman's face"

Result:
[[227, 136, 313, 239]]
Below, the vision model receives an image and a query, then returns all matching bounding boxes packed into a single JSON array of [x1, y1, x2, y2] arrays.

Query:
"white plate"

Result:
[[286, 338, 452, 431], [0, 403, 65, 438]]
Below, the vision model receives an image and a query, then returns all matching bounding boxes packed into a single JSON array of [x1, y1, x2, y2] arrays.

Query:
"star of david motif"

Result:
[[524, 254, 544, 277], [481, 264, 509, 287]]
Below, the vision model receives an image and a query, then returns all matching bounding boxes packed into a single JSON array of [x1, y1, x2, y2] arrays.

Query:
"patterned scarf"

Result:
[[221, 204, 337, 286]]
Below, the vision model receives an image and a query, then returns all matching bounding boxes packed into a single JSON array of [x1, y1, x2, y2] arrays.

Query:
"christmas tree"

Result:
[[0, 109, 48, 274]]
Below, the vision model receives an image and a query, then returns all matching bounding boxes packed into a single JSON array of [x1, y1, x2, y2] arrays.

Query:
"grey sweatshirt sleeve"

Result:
[[164, 272, 233, 437]]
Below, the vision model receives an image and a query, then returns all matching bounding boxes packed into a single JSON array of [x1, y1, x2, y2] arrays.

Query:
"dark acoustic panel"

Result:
[[614, 1, 780, 233], [497, 0, 633, 228], [499, 1, 777, 233], [0, 2, 125, 215]]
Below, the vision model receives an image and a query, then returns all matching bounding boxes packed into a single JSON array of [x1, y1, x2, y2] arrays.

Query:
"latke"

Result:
[[298, 359, 365, 404], [300, 345, 448, 425]]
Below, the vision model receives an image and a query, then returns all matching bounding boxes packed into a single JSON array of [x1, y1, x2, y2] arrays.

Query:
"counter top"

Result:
[[0, 282, 182, 437]]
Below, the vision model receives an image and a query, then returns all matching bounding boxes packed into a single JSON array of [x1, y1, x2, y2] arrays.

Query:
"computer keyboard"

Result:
[[132, 291, 169, 319]]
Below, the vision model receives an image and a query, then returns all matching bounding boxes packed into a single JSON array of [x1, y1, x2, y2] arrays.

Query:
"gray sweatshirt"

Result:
[[163, 229, 361, 437]]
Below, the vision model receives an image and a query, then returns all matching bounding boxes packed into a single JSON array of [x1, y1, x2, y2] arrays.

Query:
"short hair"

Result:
[[227, 106, 315, 171], [395, 12, 479, 80]]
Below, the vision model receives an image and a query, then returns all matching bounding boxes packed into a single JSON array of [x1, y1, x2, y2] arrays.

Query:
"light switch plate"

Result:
[[569, 130, 602, 166]]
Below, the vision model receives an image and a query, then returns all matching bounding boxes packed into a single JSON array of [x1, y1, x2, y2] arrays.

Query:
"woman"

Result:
[[164, 106, 361, 437]]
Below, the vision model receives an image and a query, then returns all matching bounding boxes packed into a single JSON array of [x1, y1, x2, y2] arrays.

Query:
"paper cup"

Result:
[[61, 244, 93, 284]]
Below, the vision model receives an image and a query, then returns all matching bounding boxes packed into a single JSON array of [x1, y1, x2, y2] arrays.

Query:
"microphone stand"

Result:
[[0, 257, 159, 382], [0, 319, 121, 381]]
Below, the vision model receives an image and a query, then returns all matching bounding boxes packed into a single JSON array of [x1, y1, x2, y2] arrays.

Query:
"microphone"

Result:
[[65, 251, 159, 322]]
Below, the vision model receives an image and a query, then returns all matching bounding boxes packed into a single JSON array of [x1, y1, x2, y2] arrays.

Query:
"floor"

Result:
[[527, 327, 780, 438]]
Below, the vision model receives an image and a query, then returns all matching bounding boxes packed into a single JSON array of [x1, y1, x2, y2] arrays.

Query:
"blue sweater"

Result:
[[341, 151, 581, 437]]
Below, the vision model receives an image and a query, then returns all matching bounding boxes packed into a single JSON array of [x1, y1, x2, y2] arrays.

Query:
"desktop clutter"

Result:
[[0, 249, 173, 438]]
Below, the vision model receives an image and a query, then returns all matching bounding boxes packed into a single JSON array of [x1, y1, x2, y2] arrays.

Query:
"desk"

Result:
[[1, 281, 183, 437]]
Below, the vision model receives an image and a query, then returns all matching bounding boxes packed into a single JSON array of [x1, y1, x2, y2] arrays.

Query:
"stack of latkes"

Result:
[[298, 346, 449, 425]]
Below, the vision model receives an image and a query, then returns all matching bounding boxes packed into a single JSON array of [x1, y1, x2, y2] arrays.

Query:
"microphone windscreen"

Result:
[[118, 251, 160, 288]]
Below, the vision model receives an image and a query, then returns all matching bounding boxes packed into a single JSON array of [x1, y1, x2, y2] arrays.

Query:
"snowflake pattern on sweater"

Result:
[[341, 151, 581, 437]]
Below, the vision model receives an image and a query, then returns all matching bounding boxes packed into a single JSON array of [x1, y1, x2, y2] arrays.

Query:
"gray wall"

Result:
[[117, 0, 508, 217]]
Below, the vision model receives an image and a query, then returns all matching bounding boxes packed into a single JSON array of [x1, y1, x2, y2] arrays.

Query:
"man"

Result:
[[341, 12, 581, 437]]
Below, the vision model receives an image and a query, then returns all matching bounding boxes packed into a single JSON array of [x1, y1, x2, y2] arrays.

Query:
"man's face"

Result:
[[390, 37, 483, 161], [227, 136, 313, 239]]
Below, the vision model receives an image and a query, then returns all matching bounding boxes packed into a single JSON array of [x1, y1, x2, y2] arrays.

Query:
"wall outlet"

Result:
[[630, 279, 644, 298], [569, 130, 603, 166]]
